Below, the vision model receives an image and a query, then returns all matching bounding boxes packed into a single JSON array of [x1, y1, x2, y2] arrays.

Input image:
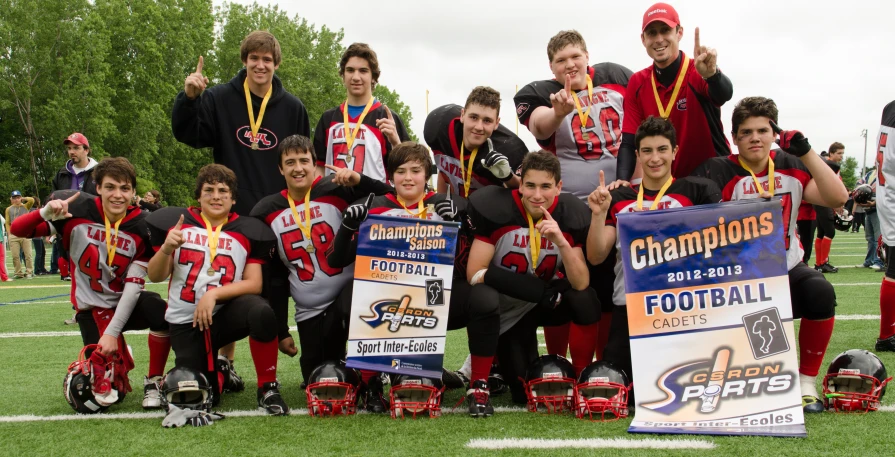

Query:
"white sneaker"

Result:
[[142, 376, 163, 409], [63, 313, 77, 325]]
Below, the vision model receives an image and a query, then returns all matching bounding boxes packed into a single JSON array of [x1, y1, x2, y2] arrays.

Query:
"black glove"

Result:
[[342, 193, 374, 231], [771, 121, 811, 157], [479, 139, 513, 181], [538, 278, 572, 310], [434, 193, 458, 221]]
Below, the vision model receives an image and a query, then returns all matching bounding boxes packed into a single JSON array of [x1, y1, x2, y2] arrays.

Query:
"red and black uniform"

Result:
[[251, 175, 390, 380], [147, 207, 279, 395], [618, 52, 733, 180], [692, 152, 837, 378], [813, 158, 843, 268], [11, 191, 170, 379], [424, 104, 528, 196], [797, 201, 817, 264], [601, 178, 721, 383], [314, 101, 410, 183], [467, 186, 597, 401]]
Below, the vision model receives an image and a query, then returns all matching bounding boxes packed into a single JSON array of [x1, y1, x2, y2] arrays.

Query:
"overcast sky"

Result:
[[229, 0, 894, 172]]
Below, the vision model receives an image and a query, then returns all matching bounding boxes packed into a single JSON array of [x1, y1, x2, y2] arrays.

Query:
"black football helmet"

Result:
[[305, 361, 361, 417], [389, 375, 444, 419], [878, 236, 888, 267], [854, 184, 873, 204], [63, 344, 125, 414], [834, 210, 853, 232], [575, 361, 630, 421], [823, 349, 892, 412], [523, 355, 577, 413], [160, 366, 214, 412]]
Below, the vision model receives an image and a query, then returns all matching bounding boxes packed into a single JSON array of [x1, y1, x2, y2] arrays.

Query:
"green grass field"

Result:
[[1, 231, 894, 456]]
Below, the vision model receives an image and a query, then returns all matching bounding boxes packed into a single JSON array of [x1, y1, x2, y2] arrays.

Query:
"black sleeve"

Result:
[[355, 173, 393, 196], [296, 100, 311, 137], [706, 71, 734, 106], [483, 267, 547, 302], [393, 109, 411, 143], [171, 91, 217, 149], [313, 116, 328, 165], [616, 132, 637, 181], [513, 82, 552, 128], [325, 225, 358, 269]]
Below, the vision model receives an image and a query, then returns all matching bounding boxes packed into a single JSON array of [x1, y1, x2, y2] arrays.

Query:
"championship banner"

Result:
[[346, 214, 459, 379], [617, 200, 806, 437]]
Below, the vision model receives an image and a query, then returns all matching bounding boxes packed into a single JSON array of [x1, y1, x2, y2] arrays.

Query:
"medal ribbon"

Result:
[[397, 196, 427, 219], [199, 213, 224, 268], [571, 74, 595, 132], [650, 55, 690, 119], [739, 156, 775, 197], [342, 97, 376, 159], [103, 216, 123, 266], [525, 211, 542, 273], [287, 189, 313, 245], [636, 176, 675, 211], [243, 78, 273, 145], [458, 140, 478, 197]]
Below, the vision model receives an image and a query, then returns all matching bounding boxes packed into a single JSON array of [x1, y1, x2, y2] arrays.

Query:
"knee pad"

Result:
[[563, 288, 601, 325]]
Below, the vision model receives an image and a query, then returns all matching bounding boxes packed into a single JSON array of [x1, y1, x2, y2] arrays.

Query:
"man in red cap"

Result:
[[615, 2, 734, 183]]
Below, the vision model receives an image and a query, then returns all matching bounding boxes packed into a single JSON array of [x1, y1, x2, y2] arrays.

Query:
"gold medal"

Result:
[[651, 55, 690, 119], [244, 77, 272, 149], [306, 244, 315, 253], [287, 186, 315, 254], [342, 97, 375, 164], [345, 155, 353, 164], [207, 267, 215, 276], [251, 142, 259, 150], [103, 215, 123, 267], [582, 130, 590, 141]]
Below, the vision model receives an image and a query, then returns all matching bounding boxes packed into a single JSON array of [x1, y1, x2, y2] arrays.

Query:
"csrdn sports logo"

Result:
[[360, 295, 438, 332]]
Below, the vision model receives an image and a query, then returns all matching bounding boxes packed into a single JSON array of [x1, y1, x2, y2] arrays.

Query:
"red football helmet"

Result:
[[523, 355, 577, 414], [823, 349, 892, 412], [305, 362, 361, 417], [389, 375, 444, 419], [575, 361, 630, 421]]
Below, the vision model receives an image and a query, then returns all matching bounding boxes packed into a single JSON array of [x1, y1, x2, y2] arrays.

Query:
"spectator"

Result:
[[52, 132, 97, 282], [136, 190, 162, 213], [30, 198, 48, 275], [860, 184, 885, 271], [852, 180, 866, 233], [5, 190, 34, 279], [0, 213, 8, 281]]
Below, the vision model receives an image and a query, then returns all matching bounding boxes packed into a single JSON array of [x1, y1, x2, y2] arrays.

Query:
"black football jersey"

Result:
[[514, 63, 632, 200], [314, 101, 410, 183], [147, 207, 276, 325], [424, 103, 528, 196], [48, 192, 153, 310], [605, 177, 722, 305], [691, 152, 812, 271]]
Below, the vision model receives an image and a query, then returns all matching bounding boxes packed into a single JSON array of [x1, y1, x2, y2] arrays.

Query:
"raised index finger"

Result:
[[324, 164, 342, 172], [196, 56, 204, 74], [540, 206, 554, 221], [174, 214, 184, 230], [383, 105, 394, 121], [599, 170, 605, 188], [694, 27, 701, 54], [564, 73, 572, 94], [769, 120, 783, 135], [64, 192, 81, 203]]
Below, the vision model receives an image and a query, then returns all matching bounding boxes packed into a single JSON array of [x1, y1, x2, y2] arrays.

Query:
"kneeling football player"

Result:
[[587, 116, 722, 388], [691, 96, 848, 412], [146, 164, 288, 416], [328, 142, 500, 417], [12, 157, 171, 410], [465, 150, 598, 406]]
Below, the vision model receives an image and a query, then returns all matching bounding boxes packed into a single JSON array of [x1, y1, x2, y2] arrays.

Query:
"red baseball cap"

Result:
[[642, 3, 680, 32], [63, 132, 89, 148]]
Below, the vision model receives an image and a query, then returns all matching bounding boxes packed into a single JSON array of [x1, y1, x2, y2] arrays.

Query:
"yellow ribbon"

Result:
[[103, 216, 123, 266], [397, 196, 427, 219], [243, 78, 272, 148], [525, 211, 542, 272], [650, 55, 690, 119], [459, 140, 478, 197], [739, 156, 775, 197], [287, 188, 314, 250], [636, 176, 675, 210], [199, 213, 224, 268], [342, 97, 376, 162], [572, 74, 595, 137]]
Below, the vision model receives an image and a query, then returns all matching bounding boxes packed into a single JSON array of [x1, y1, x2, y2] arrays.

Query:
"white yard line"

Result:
[[466, 438, 716, 450]]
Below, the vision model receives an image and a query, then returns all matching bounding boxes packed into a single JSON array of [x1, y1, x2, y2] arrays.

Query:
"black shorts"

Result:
[[788, 262, 836, 320], [589, 246, 617, 313], [78, 291, 167, 346]]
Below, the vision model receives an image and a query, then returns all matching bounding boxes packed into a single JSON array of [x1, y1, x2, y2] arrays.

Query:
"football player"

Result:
[[465, 150, 598, 404], [250, 135, 390, 383], [691, 96, 848, 412], [424, 86, 527, 195], [813, 144, 845, 273], [11, 157, 171, 410], [514, 29, 632, 366], [586, 116, 721, 385], [146, 164, 288, 415], [875, 100, 895, 351], [315, 43, 410, 182], [328, 142, 501, 417], [616, 2, 734, 182]]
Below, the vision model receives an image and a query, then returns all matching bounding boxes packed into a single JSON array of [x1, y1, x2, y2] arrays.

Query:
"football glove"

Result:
[[342, 193, 374, 231], [434, 193, 458, 221], [480, 139, 513, 181], [771, 121, 811, 157]]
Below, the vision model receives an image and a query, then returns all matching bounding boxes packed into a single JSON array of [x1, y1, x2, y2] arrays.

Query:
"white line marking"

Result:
[[465, 438, 716, 450], [830, 283, 883, 286], [836, 314, 880, 320]]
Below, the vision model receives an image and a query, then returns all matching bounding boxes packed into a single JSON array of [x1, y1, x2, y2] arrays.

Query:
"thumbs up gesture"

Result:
[[184, 56, 209, 100]]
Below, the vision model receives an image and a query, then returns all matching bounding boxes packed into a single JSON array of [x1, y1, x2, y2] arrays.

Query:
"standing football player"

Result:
[[812, 144, 846, 273], [514, 29, 632, 365], [328, 142, 501, 417], [691, 96, 848, 412], [11, 157, 171, 410], [425, 86, 527, 195], [617, 3, 734, 182], [146, 164, 289, 415], [874, 100, 895, 351], [251, 135, 390, 384], [315, 43, 410, 182], [586, 116, 721, 385]]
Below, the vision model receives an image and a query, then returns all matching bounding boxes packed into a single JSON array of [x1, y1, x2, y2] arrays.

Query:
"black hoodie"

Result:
[[172, 69, 310, 215]]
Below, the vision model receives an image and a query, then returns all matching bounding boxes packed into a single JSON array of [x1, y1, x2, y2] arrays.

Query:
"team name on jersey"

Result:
[[437, 155, 464, 179], [511, 234, 557, 250], [183, 230, 234, 251], [279, 206, 324, 227], [330, 126, 367, 141], [86, 226, 133, 252], [575, 90, 615, 108], [741, 176, 783, 195]]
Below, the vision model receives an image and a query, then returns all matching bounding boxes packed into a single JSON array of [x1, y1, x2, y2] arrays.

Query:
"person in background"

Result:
[[5, 190, 34, 279], [32, 197, 49, 275], [137, 190, 162, 213], [0, 212, 8, 281]]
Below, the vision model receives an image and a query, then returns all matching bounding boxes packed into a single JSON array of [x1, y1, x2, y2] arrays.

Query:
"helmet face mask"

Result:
[[389, 377, 444, 419], [822, 349, 892, 413], [574, 361, 631, 421], [63, 344, 124, 414], [305, 362, 360, 417], [161, 367, 214, 413], [523, 355, 577, 414]]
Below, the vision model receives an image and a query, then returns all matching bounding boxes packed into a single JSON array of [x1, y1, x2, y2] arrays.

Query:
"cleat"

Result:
[[63, 313, 77, 325], [142, 376, 163, 409], [62, 276, 72, 281], [216, 355, 245, 393], [802, 395, 824, 413], [442, 368, 466, 390], [362, 375, 389, 413], [467, 380, 494, 418], [257, 381, 289, 416], [876, 335, 895, 352], [816, 263, 838, 274]]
